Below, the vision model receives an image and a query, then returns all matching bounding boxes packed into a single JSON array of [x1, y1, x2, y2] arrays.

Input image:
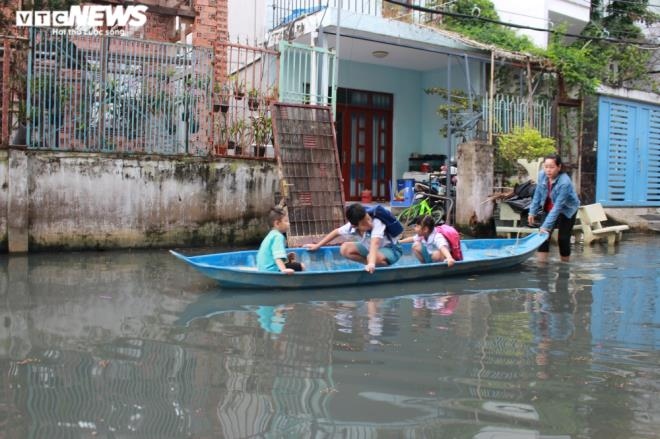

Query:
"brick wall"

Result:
[[142, 12, 175, 41], [190, 0, 229, 84]]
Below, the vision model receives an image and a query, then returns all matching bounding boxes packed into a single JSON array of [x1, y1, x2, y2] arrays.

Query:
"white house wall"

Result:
[[491, 0, 589, 49], [228, 0, 266, 44]]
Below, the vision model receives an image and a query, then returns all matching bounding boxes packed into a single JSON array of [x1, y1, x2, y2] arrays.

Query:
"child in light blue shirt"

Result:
[[256, 207, 304, 273]]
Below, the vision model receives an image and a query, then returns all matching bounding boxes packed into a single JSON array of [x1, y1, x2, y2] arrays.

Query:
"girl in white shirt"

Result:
[[412, 216, 455, 267]]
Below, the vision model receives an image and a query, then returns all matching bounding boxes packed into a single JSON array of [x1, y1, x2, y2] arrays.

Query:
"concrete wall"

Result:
[[456, 141, 494, 235], [0, 149, 279, 252]]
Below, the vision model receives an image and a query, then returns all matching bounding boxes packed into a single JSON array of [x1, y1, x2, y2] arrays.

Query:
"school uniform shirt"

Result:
[[256, 229, 287, 272], [529, 171, 580, 230], [337, 217, 397, 247], [416, 228, 449, 254]]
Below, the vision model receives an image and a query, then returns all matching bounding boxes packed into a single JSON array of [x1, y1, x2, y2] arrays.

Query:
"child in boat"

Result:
[[304, 203, 402, 274], [257, 206, 304, 273], [412, 215, 456, 267], [399, 216, 423, 243]]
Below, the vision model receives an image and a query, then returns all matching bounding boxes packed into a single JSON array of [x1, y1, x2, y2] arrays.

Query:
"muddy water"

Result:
[[0, 234, 657, 438]]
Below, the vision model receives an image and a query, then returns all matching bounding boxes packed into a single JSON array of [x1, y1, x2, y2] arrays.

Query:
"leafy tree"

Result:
[[497, 126, 556, 162], [581, 0, 659, 89], [544, 25, 605, 94], [430, 0, 659, 94]]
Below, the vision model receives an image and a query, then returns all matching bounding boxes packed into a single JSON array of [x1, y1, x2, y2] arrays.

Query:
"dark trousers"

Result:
[[538, 213, 577, 257]]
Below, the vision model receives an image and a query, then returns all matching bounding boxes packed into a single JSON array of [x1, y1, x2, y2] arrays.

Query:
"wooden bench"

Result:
[[577, 203, 629, 245], [495, 202, 538, 237], [496, 202, 582, 240]]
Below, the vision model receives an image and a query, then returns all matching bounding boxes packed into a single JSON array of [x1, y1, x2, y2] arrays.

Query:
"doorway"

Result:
[[336, 88, 393, 201]]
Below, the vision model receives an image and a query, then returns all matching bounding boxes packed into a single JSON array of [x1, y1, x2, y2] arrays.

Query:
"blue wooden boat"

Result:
[[170, 233, 547, 290]]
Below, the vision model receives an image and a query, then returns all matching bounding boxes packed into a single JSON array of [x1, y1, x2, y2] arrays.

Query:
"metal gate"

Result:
[[27, 28, 213, 154], [271, 104, 345, 246], [596, 96, 660, 206]]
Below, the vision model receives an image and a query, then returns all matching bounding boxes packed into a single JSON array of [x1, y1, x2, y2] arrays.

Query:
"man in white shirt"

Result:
[[305, 204, 402, 273]]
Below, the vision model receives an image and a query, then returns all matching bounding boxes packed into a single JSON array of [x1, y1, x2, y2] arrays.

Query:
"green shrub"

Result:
[[497, 127, 556, 162]]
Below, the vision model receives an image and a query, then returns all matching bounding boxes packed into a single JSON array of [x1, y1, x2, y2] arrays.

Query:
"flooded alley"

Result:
[[0, 234, 658, 438]]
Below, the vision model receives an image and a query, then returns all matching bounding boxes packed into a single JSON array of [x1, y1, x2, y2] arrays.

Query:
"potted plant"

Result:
[[213, 83, 231, 113], [247, 88, 260, 111], [251, 114, 272, 157], [264, 85, 279, 106], [229, 119, 249, 155], [230, 74, 245, 100], [214, 116, 229, 155]]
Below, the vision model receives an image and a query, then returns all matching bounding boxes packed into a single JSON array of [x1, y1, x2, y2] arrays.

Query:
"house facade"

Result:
[[238, 1, 558, 203], [238, 0, 659, 216]]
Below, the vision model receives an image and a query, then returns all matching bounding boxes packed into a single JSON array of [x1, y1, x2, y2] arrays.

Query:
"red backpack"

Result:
[[435, 225, 463, 261]]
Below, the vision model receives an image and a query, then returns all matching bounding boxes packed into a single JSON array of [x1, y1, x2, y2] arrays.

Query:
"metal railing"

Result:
[[482, 94, 552, 137], [211, 41, 279, 158], [27, 29, 214, 155], [278, 41, 336, 114], [271, 0, 441, 29]]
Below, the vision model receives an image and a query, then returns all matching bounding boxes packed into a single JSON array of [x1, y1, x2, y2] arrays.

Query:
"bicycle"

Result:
[[397, 192, 453, 227]]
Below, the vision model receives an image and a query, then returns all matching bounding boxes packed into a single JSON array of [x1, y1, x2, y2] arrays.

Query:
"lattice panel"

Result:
[[272, 104, 345, 245], [606, 102, 631, 202]]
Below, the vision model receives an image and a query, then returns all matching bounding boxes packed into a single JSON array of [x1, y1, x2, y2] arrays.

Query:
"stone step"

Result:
[[647, 221, 660, 233]]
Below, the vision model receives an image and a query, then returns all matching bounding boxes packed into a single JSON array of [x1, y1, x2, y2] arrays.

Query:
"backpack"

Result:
[[435, 224, 463, 261], [366, 205, 404, 238], [513, 180, 536, 199]]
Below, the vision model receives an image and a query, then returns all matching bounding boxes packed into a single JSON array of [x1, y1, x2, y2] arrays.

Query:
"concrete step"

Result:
[[647, 221, 660, 233]]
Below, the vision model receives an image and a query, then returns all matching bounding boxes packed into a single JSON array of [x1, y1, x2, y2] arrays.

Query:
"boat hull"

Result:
[[170, 233, 548, 290]]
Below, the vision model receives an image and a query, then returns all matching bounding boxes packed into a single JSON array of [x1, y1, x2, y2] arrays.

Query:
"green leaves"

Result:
[[497, 126, 556, 162], [434, 0, 658, 96], [546, 30, 604, 94], [439, 0, 536, 52]]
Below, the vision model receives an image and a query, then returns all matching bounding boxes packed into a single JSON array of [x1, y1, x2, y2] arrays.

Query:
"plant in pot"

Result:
[[264, 85, 279, 106], [251, 114, 272, 157], [247, 88, 260, 111], [213, 83, 231, 113], [229, 119, 249, 155], [230, 74, 245, 100], [214, 116, 230, 155]]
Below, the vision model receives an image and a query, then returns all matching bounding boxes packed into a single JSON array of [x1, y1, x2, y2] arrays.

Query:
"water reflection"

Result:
[[0, 235, 658, 438]]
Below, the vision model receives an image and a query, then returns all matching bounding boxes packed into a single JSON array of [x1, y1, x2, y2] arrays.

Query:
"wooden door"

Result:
[[337, 88, 393, 201]]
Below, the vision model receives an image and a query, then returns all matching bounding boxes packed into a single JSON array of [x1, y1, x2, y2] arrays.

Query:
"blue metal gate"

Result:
[[596, 96, 660, 206]]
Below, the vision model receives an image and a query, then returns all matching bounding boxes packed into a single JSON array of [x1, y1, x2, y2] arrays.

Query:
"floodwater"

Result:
[[0, 234, 658, 439]]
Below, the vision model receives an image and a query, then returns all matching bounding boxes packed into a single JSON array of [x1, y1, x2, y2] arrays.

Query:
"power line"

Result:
[[382, 0, 660, 47]]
